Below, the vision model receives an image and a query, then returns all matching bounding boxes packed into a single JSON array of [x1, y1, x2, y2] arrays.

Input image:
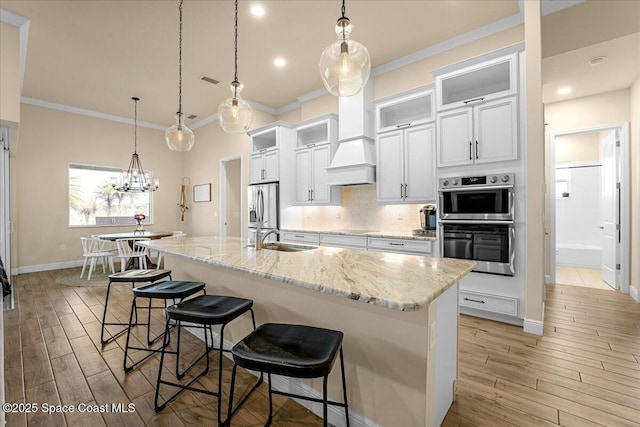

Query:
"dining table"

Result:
[[97, 231, 173, 269]]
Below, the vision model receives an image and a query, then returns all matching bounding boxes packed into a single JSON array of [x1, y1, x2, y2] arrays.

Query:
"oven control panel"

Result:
[[439, 173, 514, 188]]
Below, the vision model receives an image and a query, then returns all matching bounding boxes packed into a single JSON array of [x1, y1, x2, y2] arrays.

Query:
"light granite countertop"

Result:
[[142, 236, 474, 311], [282, 228, 437, 241]]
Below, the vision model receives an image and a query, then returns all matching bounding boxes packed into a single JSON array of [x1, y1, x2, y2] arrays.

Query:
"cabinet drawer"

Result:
[[367, 237, 432, 255], [280, 231, 320, 245], [320, 234, 367, 249], [459, 290, 518, 316]]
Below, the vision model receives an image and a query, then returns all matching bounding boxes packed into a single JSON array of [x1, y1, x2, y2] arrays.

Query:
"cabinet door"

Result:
[[263, 150, 279, 181], [250, 154, 264, 183], [311, 144, 331, 203], [294, 149, 311, 204], [437, 108, 473, 167], [474, 96, 518, 164], [404, 124, 436, 202], [376, 130, 404, 202]]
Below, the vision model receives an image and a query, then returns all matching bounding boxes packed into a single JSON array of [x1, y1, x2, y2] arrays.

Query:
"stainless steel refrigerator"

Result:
[[248, 182, 279, 243]]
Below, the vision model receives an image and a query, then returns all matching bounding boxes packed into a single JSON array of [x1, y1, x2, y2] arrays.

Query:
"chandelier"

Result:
[[165, 0, 195, 151], [218, 0, 253, 134], [111, 97, 159, 193], [319, 0, 371, 97]]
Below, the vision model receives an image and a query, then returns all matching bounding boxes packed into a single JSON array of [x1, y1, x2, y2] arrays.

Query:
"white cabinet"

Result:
[[375, 87, 435, 133], [435, 53, 517, 111], [319, 233, 367, 249], [377, 124, 436, 203], [459, 290, 518, 316], [249, 123, 293, 184], [437, 96, 518, 167], [280, 231, 320, 245], [293, 115, 340, 205], [367, 237, 432, 256]]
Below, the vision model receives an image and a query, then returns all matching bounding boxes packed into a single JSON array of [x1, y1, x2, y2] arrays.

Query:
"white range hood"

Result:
[[326, 79, 376, 186]]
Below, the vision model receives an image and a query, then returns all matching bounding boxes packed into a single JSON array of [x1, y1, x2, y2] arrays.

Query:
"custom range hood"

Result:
[[326, 79, 376, 185]]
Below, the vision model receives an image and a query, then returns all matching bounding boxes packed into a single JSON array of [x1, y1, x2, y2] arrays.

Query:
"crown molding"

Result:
[[189, 113, 219, 130], [21, 97, 166, 130], [0, 7, 28, 26], [541, 0, 586, 16], [1, 7, 30, 93]]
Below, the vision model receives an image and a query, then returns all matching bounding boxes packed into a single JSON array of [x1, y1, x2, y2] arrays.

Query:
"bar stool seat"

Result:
[[154, 294, 261, 427], [101, 269, 172, 345], [123, 280, 205, 372], [228, 323, 350, 427]]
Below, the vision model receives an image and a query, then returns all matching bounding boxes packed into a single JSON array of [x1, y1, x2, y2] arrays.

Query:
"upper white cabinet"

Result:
[[375, 87, 435, 133], [437, 96, 518, 167], [293, 115, 341, 205], [249, 123, 293, 184], [435, 53, 518, 111], [377, 123, 436, 203]]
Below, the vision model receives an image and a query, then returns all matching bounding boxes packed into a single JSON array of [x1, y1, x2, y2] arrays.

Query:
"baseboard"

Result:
[[630, 286, 639, 303], [12, 259, 84, 275], [523, 304, 545, 335], [184, 326, 380, 427]]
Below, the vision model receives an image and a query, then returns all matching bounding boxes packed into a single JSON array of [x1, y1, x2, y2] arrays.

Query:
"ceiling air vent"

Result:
[[200, 76, 219, 85], [187, 115, 198, 120]]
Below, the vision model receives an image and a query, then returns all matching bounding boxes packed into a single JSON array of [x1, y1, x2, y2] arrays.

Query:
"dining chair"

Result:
[[80, 237, 115, 280], [155, 233, 186, 270], [115, 238, 150, 271]]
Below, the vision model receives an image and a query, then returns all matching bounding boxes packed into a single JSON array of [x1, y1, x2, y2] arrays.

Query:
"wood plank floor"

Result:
[[4, 269, 640, 426]]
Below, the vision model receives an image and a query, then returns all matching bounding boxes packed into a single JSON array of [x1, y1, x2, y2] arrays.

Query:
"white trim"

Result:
[[20, 97, 166, 130], [0, 8, 30, 94], [523, 317, 544, 335], [0, 7, 28, 27], [549, 122, 630, 295], [630, 285, 639, 303], [185, 326, 378, 427], [219, 155, 243, 238], [248, 100, 278, 116], [275, 101, 301, 115], [541, 0, 586, 16], [545, 274, 551, 284], [375, 14, 523, 77], [13, 259, 84, 275], [297, 87, 329, 104], [190, 113, 219, 130]]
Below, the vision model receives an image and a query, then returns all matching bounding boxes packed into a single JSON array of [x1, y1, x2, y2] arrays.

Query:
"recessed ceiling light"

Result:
[[274, 57, 286, 68], [250, 5, 265, 17], [589, 56, 606, 66], [557, 87, 572, 95]]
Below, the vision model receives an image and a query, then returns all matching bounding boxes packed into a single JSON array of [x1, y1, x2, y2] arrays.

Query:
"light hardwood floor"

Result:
[[556, 266, 614, 291], [3, 269, 640, 426]]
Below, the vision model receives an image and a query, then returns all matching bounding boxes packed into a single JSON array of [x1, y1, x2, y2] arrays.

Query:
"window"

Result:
[[68, 164, 153, 227]]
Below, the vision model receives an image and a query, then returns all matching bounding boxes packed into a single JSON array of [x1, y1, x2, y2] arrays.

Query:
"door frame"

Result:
[[549, 122, 630, 294], [219, 154, 243, 238]]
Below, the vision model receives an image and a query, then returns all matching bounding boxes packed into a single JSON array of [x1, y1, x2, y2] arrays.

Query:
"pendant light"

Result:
[[319, 0, 371, 97], [165, 0, 195, 151], [218, 0, 253, 134], [112, 97, 159, 193]]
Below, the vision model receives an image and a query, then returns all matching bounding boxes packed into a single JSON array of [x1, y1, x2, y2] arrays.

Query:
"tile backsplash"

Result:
[[300, 185, 426, 232]]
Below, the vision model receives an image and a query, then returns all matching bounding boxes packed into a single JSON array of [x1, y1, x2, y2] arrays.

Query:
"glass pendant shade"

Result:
[[165, 113, 195, 151], [319, 19, 371, 97], [218, 84, 253, 134]]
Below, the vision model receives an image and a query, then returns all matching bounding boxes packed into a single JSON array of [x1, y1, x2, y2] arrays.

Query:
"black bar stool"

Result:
[[154, 294, 262, 427], [227, 323, 349, 427], [123, 280, 205, 372], [101, 269, 172, 345]]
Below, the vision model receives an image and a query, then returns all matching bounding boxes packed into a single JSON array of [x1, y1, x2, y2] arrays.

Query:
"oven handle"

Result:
[[440, 220, 514, 225], [438, 184, 514, 192]]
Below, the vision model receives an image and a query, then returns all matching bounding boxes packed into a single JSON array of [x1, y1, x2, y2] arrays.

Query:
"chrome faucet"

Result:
[[255, 229, 280, 250]]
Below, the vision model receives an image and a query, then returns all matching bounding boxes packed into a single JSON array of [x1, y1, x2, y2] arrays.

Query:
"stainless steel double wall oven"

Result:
[[439, 173, 515, 276]]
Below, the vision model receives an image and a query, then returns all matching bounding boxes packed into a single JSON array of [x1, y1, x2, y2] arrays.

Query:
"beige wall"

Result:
[[185, 109, 276, 239], [300, 93, 338, 120], [13, 104, 185, 268], [0, 23, 20, 126], [224, 158, 242, 237], [555, 133, 601, 163], [544, 90, 632, 277], [630, 75, 640, 295], [276, 107, 301, 124]]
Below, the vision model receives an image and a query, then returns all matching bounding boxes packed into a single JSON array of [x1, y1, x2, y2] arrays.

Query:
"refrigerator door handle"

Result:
[[258, 189, 265, 224]]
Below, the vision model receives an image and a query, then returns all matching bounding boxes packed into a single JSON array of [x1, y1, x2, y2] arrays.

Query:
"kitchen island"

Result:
[[141, 236, 474, 426]]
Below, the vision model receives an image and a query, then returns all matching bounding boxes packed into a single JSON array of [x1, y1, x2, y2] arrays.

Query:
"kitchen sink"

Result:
[[262, 242, 316, 252]]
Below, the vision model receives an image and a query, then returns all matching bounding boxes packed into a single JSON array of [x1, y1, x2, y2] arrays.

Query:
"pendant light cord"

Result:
[[233, 0, 239, 98], [341, 0, 346, 18], [133, 97, 138, 154], [178, 0, 184, 114]]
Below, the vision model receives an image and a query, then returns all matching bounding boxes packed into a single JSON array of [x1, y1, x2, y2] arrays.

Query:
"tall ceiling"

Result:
[[1, 0, 639, 127]]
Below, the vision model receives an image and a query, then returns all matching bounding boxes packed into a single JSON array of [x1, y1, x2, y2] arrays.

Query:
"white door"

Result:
[[601, 131, 617, 288], [377, 130, 404, 202], [311, 144, 331, 203], [263, 150, 279, 182], [294, 149, 311, 204], [404, 124, 436, 202], [437, 108, 473, 167], [474, 96, 518, 164]]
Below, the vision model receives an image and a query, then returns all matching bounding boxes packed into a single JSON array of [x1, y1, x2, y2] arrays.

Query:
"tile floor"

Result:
[[555, 265, 614, 290]]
